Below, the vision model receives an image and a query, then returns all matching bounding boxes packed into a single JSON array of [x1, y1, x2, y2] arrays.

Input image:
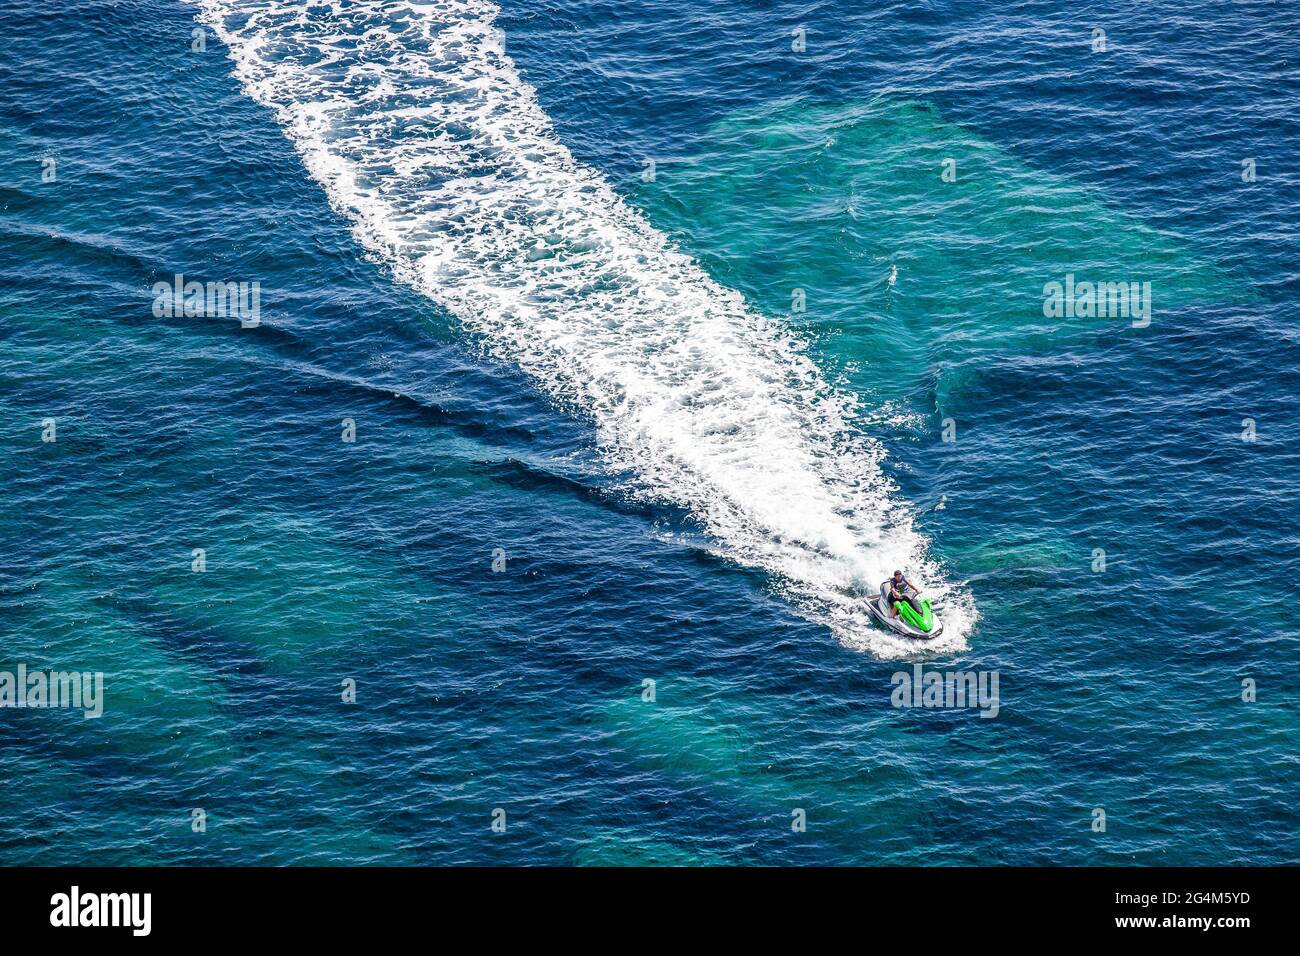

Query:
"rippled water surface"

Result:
[[0, 0, 1297, 864]]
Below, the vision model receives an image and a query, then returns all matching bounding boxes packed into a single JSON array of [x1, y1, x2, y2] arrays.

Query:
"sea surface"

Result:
[[1, 0, 1297, 865]]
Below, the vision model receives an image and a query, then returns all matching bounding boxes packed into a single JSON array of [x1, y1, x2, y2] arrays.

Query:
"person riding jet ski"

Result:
[[867, 569, 942, 639], [886, 569, 922, 619]]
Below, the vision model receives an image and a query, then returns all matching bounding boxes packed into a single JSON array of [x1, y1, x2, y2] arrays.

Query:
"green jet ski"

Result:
[[867, 580, 943, 640]]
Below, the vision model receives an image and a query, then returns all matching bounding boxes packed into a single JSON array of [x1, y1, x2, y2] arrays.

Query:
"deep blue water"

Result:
[[1, 0, 1297, 865]]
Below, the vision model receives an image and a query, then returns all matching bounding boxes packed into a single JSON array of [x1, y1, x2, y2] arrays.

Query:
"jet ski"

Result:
[[867, 580, 943, 640]]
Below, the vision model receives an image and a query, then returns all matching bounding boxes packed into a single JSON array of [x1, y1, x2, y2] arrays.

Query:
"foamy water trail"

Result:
[[196, 0, 975, 657]]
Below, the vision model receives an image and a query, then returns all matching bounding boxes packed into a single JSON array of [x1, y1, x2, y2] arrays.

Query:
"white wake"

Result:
[[196, 0, 975, 657]]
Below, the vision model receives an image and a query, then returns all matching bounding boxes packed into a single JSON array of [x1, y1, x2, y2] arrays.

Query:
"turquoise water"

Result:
[[1, 0, 1297, 865]]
